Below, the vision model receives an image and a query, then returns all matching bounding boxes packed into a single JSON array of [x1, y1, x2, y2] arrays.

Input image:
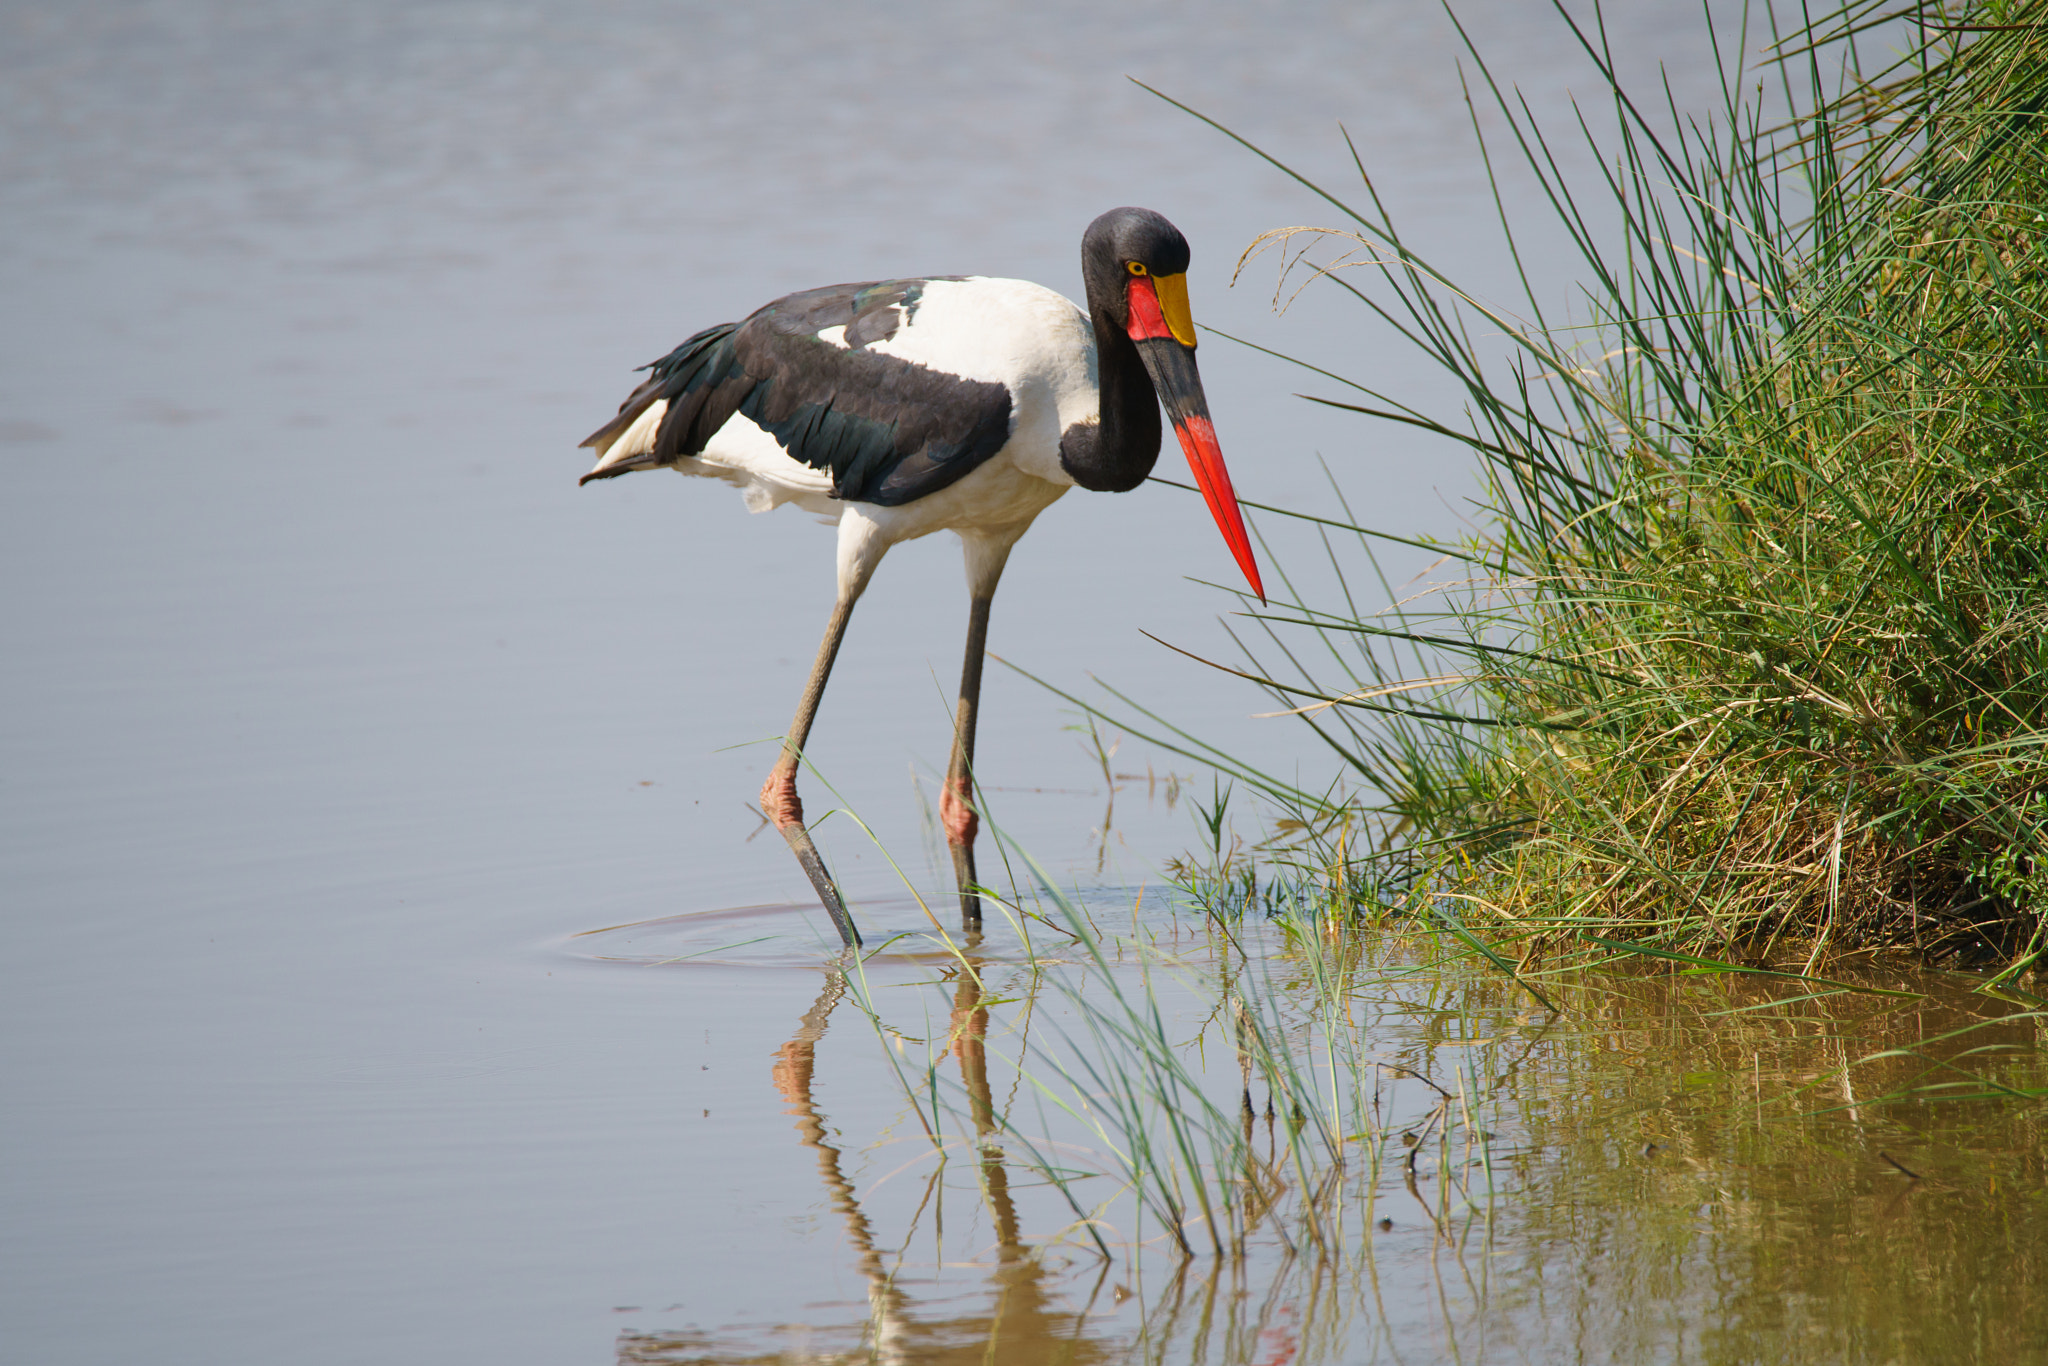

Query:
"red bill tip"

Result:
[[1171, 415, 1265, 602]]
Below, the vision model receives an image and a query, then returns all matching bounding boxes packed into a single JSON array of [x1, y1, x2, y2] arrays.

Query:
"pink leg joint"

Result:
[[761, 771, 804, 831], [940, 775, 978, 848]]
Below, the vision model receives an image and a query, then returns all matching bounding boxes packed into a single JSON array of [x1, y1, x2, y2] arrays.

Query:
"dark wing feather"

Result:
[[578, 321, 742, 472], [580, 278, 1014, 507]]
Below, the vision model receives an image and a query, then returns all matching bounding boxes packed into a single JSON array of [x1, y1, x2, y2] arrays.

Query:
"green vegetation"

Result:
[[834, 13, 2048, 1337], [873, 880, 2046, 1312], [1143, 2, 2048, 975]]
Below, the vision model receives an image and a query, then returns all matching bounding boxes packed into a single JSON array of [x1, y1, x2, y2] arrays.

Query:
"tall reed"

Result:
[[1147, 1, 2047, 973]]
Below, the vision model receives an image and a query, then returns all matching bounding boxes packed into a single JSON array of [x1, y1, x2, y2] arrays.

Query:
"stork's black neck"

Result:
[[1058, 303, 1161, 493]]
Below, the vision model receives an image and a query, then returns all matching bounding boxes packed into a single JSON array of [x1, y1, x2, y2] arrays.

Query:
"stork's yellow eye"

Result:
[[1126, 261, 1148, 276]]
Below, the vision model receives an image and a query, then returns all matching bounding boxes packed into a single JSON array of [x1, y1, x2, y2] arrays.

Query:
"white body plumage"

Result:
[[587, 277, 1101, 597]]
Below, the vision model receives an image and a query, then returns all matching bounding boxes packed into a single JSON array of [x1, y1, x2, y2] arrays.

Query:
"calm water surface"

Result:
[[5, 3, 2042, 1363]]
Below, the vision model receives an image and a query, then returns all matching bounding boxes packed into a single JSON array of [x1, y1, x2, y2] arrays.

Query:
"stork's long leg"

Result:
[[762, 594, 862, 948], [943, 593, 995, 930], [945, 535, 1016, 932]]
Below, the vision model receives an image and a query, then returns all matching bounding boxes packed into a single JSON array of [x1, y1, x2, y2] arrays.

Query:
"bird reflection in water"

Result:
[[618, 940, 1117, 1364]]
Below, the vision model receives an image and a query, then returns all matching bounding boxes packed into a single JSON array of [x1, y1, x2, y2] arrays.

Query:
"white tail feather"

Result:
[[584, 398, 669, 474]]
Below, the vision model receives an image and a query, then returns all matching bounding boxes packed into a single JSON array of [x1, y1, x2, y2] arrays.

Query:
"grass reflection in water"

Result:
[[621, 895, 2046, 1365]]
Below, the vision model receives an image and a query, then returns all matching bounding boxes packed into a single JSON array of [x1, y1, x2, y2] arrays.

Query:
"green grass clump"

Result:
[[1172, 3, 2048, 974]]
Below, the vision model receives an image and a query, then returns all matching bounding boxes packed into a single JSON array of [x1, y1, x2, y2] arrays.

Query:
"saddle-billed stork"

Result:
[[579, 207, 1262, 947]]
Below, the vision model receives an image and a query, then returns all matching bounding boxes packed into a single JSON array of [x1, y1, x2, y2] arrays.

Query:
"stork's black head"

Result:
[[1082, 207, 1192, 324], [1069, 206, 1265, 601]]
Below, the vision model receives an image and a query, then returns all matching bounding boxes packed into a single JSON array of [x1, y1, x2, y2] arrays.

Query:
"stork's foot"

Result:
[[942, 775, 983, 931], [762, 768, 861, 948]]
